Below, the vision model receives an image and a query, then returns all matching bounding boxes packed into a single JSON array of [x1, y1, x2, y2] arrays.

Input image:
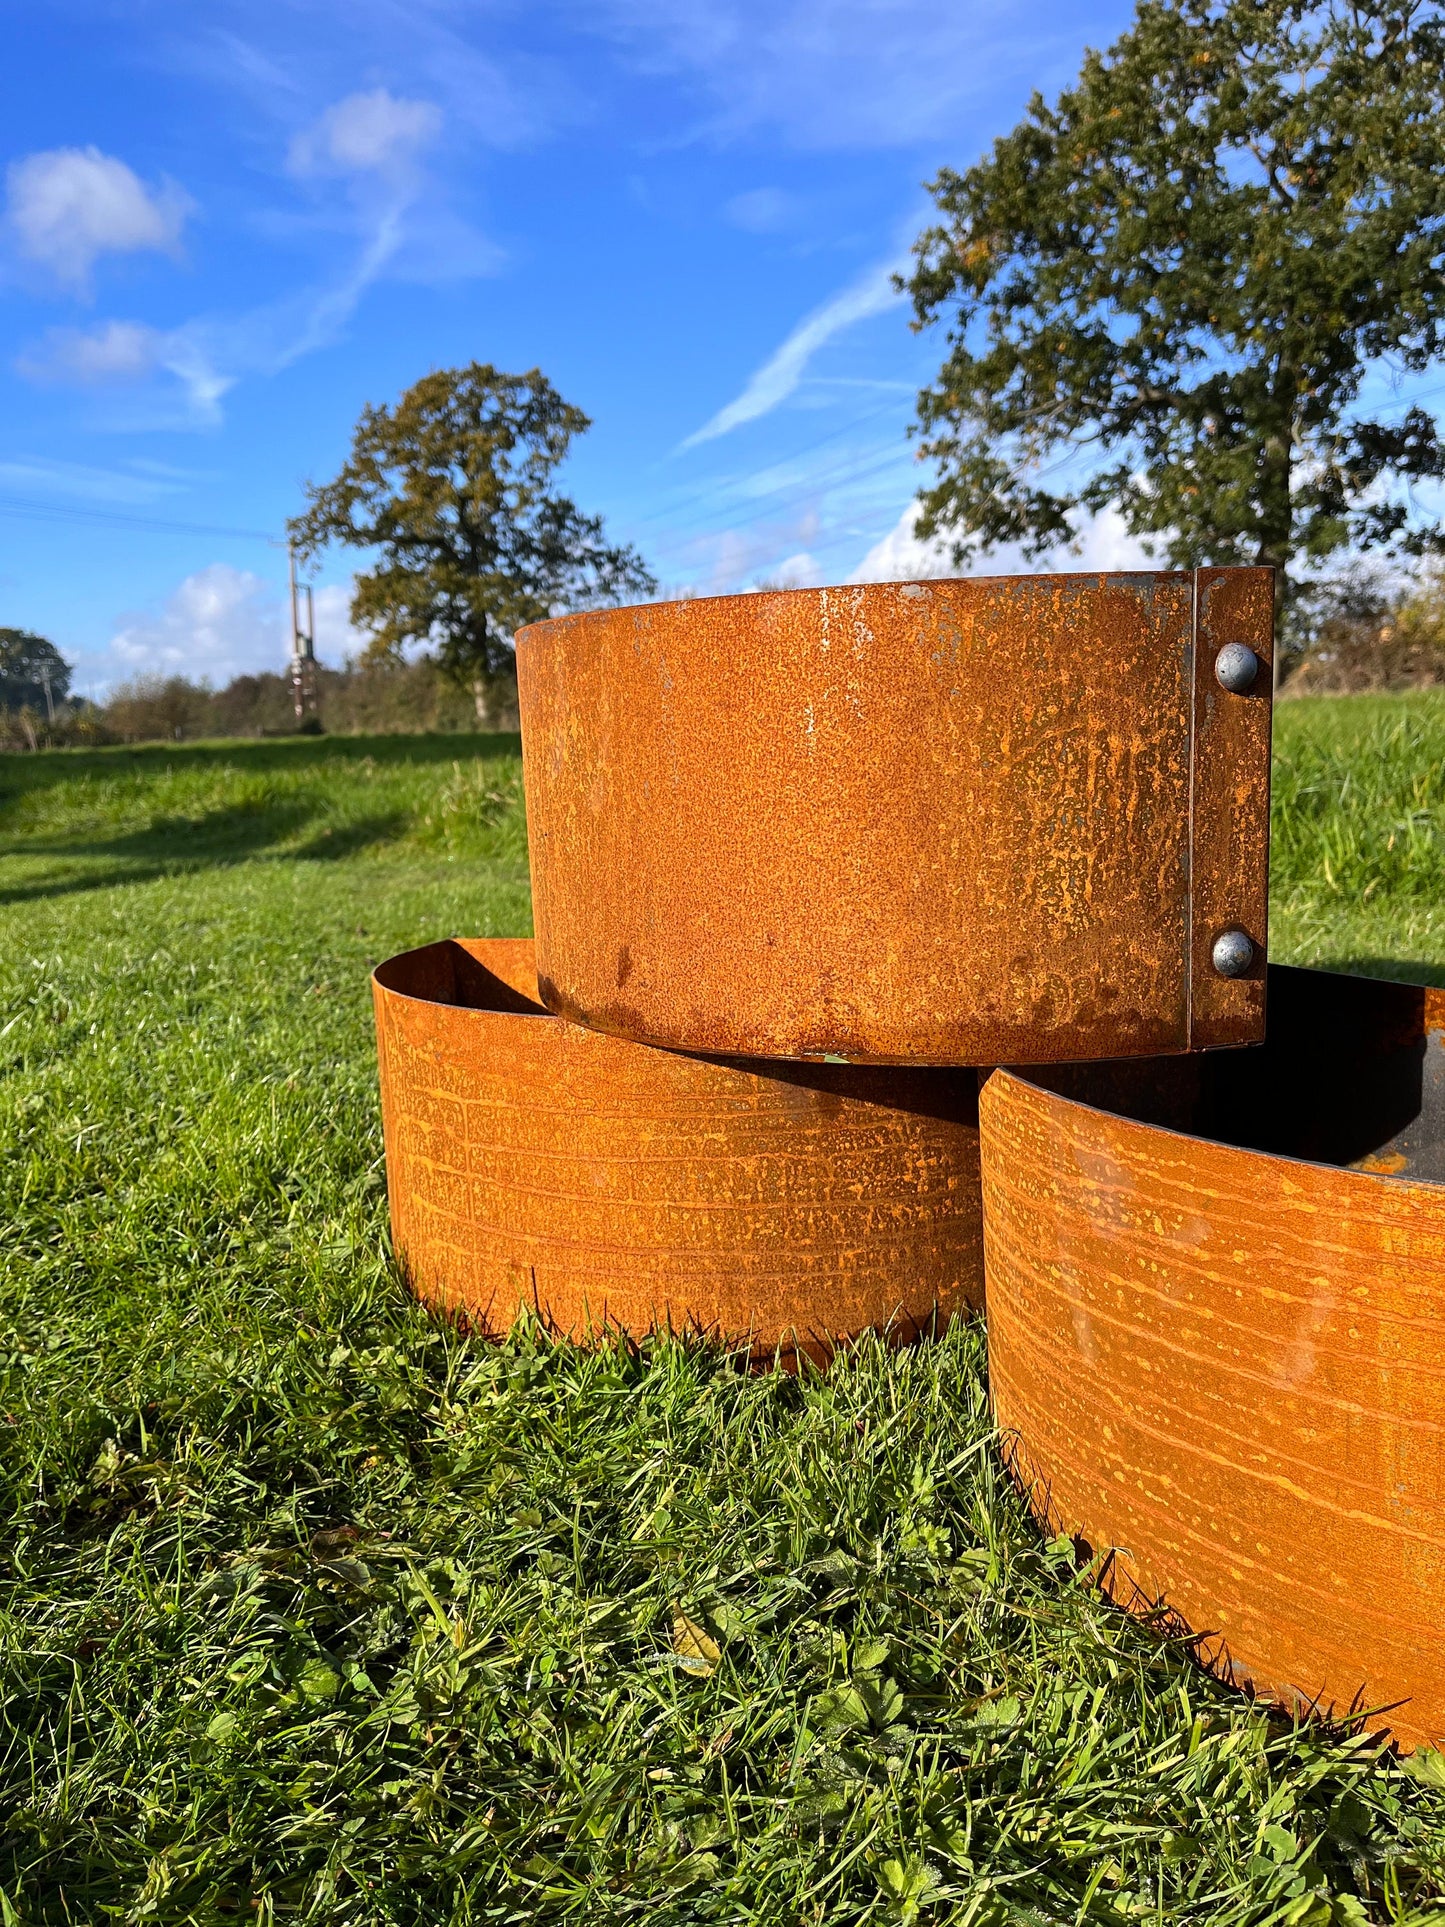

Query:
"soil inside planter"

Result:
[[1022, 963, 1445, 1183]]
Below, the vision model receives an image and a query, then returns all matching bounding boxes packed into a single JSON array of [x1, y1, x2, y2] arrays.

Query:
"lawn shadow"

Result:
[[0, 804, 410, 906], [291, 814, 410, 862], [0, 731, 522, 808], [1312, 954, 1445, 990]]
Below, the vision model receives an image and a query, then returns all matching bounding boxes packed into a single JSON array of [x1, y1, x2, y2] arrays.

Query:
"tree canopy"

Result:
[[905, 0, 1445, 609], [0, 628, 72, 715], [287, 365, 655, 707]]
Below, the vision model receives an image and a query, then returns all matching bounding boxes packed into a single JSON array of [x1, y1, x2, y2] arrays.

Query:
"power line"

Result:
[[0, 494, 277, 542]]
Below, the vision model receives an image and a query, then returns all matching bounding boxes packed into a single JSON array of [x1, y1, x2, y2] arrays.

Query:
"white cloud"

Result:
[[849, 501, 1159, 582], [767, 550, 823, 587], [682, 255, 904, 448], [112, 565, 284, 681], [848, 502, 955, 581], [19, 320, 162, 385], [289, 90, 443, 176], [109, 565, 363, 684], [17, 319, 234, 425], [312, 583, 367, 660], [5, 147, 192, 294]]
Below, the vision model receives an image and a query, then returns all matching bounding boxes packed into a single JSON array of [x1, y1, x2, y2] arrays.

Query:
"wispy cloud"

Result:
[[681, 256, 904, 448], [278, 89, 503, 289], [18, 319, 160, 385], [18, 318, 235, 425], [656, 509, 825, 595], [167, 6, 565, 155], [4, 147, 193, 296], [723, 187, 802, 233], [13, 86, 480, 431], [585, 0, 1086, 150], [0, 454, 188, 505]]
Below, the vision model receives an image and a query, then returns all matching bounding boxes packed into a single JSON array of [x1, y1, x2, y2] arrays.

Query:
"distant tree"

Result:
[[287, 365, 656, 722], [0, 628, 72, 716], [1285, 559, 1445, 690], [905, 0, 1445, 644], [102, 675, 211, 744]]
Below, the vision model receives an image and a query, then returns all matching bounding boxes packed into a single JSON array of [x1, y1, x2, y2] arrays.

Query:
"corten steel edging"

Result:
[[978, 964, 1445, 1751], [372, 937, 984, 1363], [516, 569, 1274, 1067], [1187, 568, 1273, 1048]]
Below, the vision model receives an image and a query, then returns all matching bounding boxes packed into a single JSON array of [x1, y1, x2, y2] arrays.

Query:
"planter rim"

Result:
[[371, 934, 985, 1356], [371, 938, 551, 1020], [993, 959, 1445, 1188], [515, 567, 1206, 644], [979, 957, 1445, 1749]]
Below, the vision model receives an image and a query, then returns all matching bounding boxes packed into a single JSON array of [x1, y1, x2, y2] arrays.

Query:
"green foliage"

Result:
[[1, 731, 1445, 1920], [1283, 565, 1445, 694], [907, 0, 1445, 587], [286, 365, 656, 698], [0, 628, 71, 715], [92, 658, 516, 746]]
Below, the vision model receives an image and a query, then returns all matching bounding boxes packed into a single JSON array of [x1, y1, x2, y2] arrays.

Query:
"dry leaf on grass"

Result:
[[672, 1610, 720, 1677]]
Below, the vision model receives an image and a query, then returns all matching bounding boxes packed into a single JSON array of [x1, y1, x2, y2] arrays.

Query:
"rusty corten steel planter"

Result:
[[979, 964, 1445, 1750], [372, 937, 983, 1361], [516, 568, 1274, 1066]]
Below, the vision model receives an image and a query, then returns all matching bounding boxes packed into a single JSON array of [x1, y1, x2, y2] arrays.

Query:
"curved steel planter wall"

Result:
[[373, 937, 984, 1361], [516, 568, 1273, 1066], [980, 964, 1445, 1751]]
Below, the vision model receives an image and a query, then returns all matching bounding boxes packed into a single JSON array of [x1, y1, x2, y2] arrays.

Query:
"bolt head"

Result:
[[1215, 642, 1260, 693], [1211, 928, 1255, 978]]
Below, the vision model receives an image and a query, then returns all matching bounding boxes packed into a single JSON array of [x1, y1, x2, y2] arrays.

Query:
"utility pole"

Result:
[[288, 544, 319, 729]]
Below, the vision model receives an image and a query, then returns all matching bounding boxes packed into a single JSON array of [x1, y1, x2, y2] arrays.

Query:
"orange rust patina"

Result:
[[372, 937, 983, 1361], [516, 569, 1273, 1066], [980, 964, 1445, 1750]]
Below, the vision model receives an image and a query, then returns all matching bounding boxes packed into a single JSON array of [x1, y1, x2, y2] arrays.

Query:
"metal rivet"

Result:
[[1212, 928, 1254, 978], [1215, 642, 1260, 693]]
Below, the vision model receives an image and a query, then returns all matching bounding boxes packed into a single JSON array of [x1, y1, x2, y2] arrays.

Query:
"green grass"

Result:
[[1271, 691, 1445, 984], [1, 723, 1443, 1926]]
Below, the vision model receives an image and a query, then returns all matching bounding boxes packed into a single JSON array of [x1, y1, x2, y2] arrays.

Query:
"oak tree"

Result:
[[905, 0, 1445, 636], [0, 628, 71, 716], [288, 365, 655, 720]]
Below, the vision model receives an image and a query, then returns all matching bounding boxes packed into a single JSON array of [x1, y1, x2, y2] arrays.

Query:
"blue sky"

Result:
[[0, 0, 1144, 694]]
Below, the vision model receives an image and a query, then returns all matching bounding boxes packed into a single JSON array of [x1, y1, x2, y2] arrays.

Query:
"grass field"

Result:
[[2, 701, 1444, 1926]]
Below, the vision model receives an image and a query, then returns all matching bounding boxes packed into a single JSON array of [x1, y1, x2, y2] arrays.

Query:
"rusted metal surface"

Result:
[[1187, 569, 1272, 1048], [516, 570, 1274, 1066], [979, 964, 1445, 1750], [372, 937, 983, 1361]]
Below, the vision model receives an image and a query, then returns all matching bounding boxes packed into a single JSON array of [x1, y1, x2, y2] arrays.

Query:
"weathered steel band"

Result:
[[517, 570, 1273, 1066], [373, 937, 984, 1361], [980, 964, 1445, 1751]]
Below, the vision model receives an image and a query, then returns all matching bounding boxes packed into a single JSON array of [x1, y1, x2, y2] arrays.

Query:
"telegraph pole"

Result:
[[288, 544, 319, 728]]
